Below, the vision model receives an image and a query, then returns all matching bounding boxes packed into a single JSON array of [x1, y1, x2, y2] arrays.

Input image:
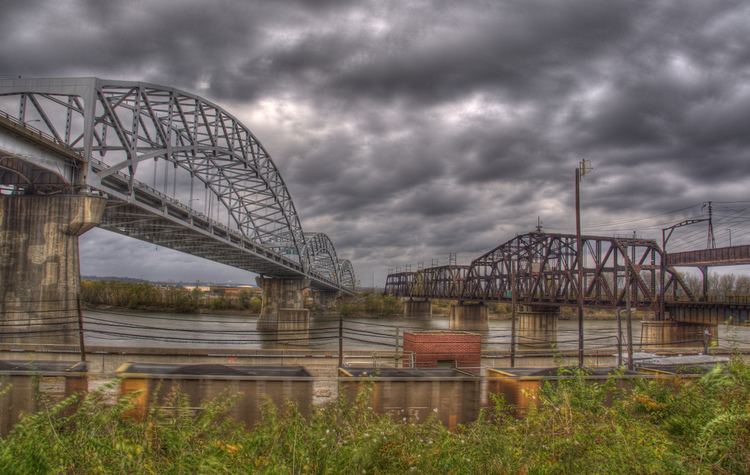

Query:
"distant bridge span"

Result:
[[385, 231, 750, 325], [667, 244, 750, 267], [0, 77, 355, 293]]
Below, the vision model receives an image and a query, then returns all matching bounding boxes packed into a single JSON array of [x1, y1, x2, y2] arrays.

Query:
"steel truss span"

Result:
[[0, 77, 354, 292], [385, 232, 696, 310]]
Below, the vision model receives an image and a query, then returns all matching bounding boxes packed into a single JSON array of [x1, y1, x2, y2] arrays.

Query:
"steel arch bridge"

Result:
[[0, 77, 355, 293]]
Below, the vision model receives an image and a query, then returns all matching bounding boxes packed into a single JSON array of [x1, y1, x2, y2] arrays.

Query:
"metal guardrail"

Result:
[[0, 109, 84, 161], [343, 351, 414, 368]]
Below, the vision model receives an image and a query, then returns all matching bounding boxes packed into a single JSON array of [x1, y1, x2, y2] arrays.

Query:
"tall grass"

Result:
[[1, 360, 749, 474]]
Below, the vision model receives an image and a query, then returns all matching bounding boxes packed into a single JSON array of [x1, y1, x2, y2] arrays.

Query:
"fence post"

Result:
[[703, 327, 710, 355], [395, 326, 400, 366], [338, 315, 343, 367], [626, 270, 634, 371], [76, 296, 86, 362]]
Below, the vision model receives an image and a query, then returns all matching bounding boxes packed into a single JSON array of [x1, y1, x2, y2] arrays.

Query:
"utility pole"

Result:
[[575, 159, 591, 367], [703, 201, 715, 249], [615, 308, 623, 367], [661, 217, 710, 316], [728, 228, 732, 247], [626, 267, 634, 371], [510, 262, 517, 368]]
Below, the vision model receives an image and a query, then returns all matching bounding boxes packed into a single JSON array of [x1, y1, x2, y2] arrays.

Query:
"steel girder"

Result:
[[384, 265, 469, 299], [0, 78, 356, 292], [385, 232, 696, 310], [302, 232, 340, 285]]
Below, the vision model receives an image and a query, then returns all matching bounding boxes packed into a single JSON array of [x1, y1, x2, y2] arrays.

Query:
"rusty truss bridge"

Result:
[[385, 232, 750, 324], [0, 78, 355, 293]]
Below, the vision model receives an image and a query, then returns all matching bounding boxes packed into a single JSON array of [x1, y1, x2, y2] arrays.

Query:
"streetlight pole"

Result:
[[575, 159, 591, 368], [661, 217, 710, 307]]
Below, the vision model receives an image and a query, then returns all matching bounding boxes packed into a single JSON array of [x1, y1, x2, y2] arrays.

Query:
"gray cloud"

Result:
[[3, 0, 750, 285]]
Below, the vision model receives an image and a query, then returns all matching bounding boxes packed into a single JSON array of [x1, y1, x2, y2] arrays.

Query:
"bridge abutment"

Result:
[[641, 320, 717, 350], [0, 194, 105, 343], [449, 302, 488, 331], [403, 298, 432, 319], [517, 305, 559, 349], [255, 277, 311, 323]]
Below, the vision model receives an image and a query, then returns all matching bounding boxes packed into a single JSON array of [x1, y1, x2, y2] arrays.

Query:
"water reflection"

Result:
[[448, 312, 489, 332], [517, 307, 558, 351], [256, 315, 311, 348], [74, 309, 750, 353]]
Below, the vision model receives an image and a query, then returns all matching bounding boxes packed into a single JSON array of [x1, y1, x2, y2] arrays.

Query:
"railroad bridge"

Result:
[[0, 77, 356, 342], [385, 232, 750, 346]]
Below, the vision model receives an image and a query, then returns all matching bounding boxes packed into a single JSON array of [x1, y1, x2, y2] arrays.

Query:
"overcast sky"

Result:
[[3, 0, 750, 285]]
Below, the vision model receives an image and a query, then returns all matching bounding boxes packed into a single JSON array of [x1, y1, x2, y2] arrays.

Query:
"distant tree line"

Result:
[[681, 272, 750, 299], [80, 280, 262, 313], [340, 291, 402, 317]]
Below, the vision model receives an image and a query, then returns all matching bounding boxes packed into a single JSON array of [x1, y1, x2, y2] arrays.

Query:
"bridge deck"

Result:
[[667, 245, 750, 267]]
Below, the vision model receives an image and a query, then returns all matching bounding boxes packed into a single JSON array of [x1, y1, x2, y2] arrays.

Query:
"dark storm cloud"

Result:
[[4, 0, 750, 284]]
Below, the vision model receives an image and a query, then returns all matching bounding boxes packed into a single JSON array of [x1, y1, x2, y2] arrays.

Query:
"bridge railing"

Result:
[[667, 245, 750, 267], [0, 109, 83, 159]]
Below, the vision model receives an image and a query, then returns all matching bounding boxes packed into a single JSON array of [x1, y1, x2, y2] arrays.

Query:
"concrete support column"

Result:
[[641, 320, 718, 350], [403, 298, 431, 319], [517, 305, 559, 350], [699, 266, 709, 301], [449, 302, 488, 331], [0, 194, 105, 344], [255, 276, 311, 322], [312, 290, 340, 314]]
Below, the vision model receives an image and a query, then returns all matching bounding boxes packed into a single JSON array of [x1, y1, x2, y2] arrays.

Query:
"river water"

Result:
[[2, 310, 749, 434], [81, 309, 750, 353]]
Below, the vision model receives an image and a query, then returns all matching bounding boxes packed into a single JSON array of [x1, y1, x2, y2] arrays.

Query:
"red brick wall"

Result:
[[403, 331, 481, 371]]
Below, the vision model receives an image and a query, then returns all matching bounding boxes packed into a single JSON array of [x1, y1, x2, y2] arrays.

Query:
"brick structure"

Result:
[[402, 331, 481, 372]]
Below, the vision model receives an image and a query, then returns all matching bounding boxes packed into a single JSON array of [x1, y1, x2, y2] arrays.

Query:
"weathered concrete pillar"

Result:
[[517, 305, 559, 350], [256, 313, 310, 348], [641, 320, 718, 351], [312, 290, 340, 314], [449, 302, 489, 331], [0, 194, 105, 344], [403, 298, 431, 319], [255, 276, 311, 322]]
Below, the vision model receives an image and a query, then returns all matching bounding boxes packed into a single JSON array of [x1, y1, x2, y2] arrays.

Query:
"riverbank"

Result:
[[2, 358, 748, 473], [82, 280, 654, 321], [83, 303, 260, 317], [81, 280, 262, 314]]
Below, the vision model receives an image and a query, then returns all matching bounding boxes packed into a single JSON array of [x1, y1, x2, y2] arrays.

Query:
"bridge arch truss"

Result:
[[0, 77, 355, 291]]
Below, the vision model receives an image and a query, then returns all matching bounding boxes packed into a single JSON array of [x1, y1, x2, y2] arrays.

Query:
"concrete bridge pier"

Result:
[[312, 290, 340, 314], [403, 298, 432, 319], [0, 194, 106, 344], [641, 320, 718, 350], [255, 277, 311, 323], [449, 302, 489, 331], [517, 305, 559, 350]]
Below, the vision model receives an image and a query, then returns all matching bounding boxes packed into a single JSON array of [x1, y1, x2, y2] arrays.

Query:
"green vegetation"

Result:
[[81, 280, 262, 313], [1, 360, 749, 473], [340, 291, 402, 317]]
